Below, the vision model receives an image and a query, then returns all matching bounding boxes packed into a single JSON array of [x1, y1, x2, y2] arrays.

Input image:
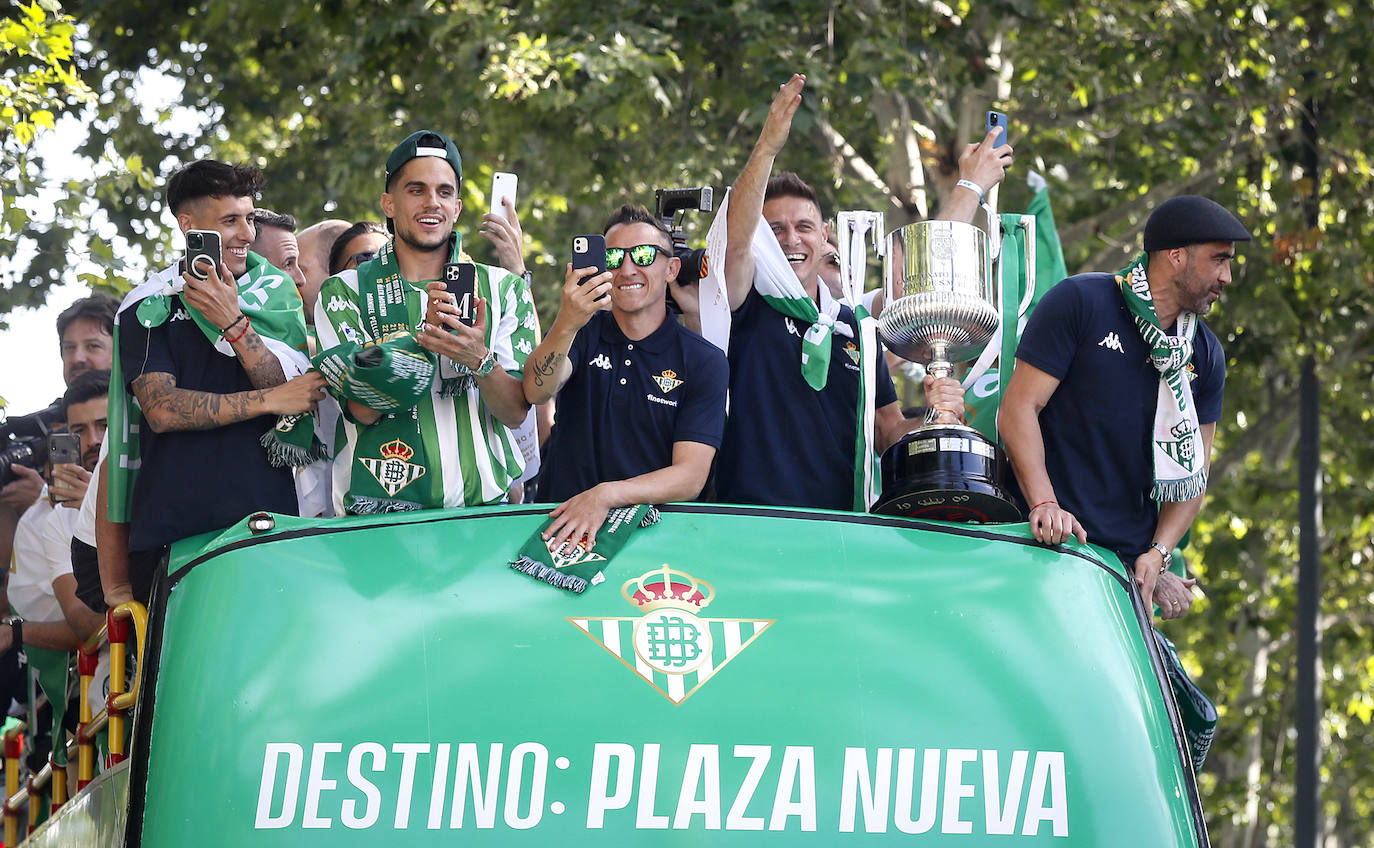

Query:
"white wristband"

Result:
[[955, 179, 985, 203]]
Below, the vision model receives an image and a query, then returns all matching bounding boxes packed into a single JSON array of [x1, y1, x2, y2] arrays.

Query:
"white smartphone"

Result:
[[491, 172, 518, 221]]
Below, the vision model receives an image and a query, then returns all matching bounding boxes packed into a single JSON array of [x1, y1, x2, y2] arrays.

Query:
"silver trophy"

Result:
[[871, 208, 1021, 523]]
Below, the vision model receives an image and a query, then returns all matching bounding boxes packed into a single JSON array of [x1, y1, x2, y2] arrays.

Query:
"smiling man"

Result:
[[523, 205, 728, 551], [313, 130, 536, 513], [716, 74, 1011, 511], [1000, 194, 1251, 620], [106, 159, 326, 606]]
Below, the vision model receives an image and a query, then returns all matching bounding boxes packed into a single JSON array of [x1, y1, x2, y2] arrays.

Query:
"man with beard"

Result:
[[1000, 194, 1250, 618], [313, 130, 536, 513]]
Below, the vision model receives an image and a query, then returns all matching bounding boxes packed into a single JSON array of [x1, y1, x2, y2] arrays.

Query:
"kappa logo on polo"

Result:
[[325, 295, 354, 315], [1098, 332, 1125, 353], [570, 564, 773, 705], [784, 317, 801, 338], [589, 354, 613, 370], [169, 308, 190, 322], [652, 369, 684, 393], [359, 438, 426, 497]]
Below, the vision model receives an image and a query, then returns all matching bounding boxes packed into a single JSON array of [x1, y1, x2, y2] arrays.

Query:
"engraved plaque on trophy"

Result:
[[871, 218, 1021, 523]]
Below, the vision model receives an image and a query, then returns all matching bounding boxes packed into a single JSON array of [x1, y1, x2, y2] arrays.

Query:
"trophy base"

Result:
[[872, 424, 1022, 524]]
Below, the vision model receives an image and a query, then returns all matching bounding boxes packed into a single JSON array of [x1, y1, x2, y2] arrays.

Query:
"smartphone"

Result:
[[986, 110, 1009, 150], [442, 262, 477, 326], [185, 229, 222, 280], [47, 432, 82, 501], [572, 234, 606, 277], [491, 172, 518, 221]]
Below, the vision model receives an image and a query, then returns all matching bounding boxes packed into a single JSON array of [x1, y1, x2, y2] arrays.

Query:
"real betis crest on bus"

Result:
[[569, 565, 772, 705]]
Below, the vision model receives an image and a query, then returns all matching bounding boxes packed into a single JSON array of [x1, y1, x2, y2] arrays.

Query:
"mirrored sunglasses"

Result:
[[605, 244, 670, 270]]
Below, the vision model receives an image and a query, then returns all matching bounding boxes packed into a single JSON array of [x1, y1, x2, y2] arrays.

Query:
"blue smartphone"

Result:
[[986, 111, 1009, 150]]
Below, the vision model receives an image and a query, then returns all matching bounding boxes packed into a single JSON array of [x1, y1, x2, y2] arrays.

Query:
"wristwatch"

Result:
[[1148, 542, 1173, 574], [473, 350, 498, 377], [2, 616, 22, 652]]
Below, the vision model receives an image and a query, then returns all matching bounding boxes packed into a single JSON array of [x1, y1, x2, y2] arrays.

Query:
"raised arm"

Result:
[[419, 286, 529, 428], [523, 264, 612, 406], [936, 126, 1015, 225], [725, 74, 807, 311]]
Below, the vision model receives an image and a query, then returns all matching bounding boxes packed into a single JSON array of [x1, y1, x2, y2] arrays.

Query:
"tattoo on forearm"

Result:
[[232, 328, 287, 389], [531, 351, 564, 388], [133, 372, 271, 432]]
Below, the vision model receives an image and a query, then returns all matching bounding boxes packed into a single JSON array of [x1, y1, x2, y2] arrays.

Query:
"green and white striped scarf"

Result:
[[107, 253, 318, 522], [314, 233, 533, 514], [1116, 253, 1208, 502]]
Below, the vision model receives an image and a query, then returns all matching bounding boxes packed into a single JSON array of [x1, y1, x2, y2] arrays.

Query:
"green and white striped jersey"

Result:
[[314, 254, 538, 513]]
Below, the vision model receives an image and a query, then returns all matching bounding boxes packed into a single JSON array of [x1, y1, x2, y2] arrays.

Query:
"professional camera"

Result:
[[654, 186, 713, 289], [0, 401, 63, 487]]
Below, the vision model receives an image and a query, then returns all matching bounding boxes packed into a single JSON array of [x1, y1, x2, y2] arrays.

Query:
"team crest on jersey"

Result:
[[360, 439, 426, 496], [652, 369, 684, 393], [569, 565, 773, 705], [843, 341, 860, 365]]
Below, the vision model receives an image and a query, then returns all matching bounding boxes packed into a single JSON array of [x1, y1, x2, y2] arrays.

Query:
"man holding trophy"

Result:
[[717, 74, 1013, 512], [1001, 195, 1250, 618]]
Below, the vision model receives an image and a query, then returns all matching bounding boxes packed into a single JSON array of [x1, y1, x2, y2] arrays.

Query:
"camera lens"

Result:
[[189, 233, 202, 247]]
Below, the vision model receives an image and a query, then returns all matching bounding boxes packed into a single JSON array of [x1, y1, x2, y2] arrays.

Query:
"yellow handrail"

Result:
[[0, 600, 150, 844]]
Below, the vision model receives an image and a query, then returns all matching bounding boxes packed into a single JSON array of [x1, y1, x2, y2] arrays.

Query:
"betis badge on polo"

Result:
[[569, 565, 772, 705]]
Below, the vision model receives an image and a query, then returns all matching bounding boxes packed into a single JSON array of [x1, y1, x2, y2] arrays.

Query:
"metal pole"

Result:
[[1294, 354, 1322, 846]]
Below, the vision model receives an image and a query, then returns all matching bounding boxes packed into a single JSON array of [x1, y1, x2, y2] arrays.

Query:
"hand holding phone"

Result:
[[491, 172, 518, 221], [572, 235, 609, 302], [47, 433, 82, 503], [443, 262, 478, 327], [185, 229, 223, 281], [986, 111, 1009, 150]]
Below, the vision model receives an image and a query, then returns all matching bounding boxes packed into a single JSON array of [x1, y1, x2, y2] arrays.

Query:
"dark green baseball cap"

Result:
[[384, 130, 462, 190]]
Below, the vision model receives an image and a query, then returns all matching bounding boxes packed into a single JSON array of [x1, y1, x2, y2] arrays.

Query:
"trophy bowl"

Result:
[[872, 219, 1020, 524], [878, 220, 1000, 364]]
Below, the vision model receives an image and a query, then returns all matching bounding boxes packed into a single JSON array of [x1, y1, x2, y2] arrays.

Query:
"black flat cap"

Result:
[[1143, 195, 1251, 251]]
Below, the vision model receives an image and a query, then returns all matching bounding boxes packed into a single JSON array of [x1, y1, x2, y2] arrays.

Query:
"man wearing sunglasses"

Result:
[[524, 205, 728, 551]]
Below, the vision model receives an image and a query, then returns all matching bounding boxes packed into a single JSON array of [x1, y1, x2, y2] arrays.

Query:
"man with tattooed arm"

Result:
[[105, 160, 325, 605]]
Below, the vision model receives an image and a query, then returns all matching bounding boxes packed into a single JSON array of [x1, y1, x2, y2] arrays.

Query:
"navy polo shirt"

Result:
[[119, 295, 299, 552], [716, 287, 898, 511], [540, 310, 728, 502], [1011, 273, 1225, 559]]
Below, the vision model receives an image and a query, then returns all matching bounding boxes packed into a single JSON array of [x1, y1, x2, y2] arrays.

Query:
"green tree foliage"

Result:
[[0, 0, 93, 325], [17, 0, 1374, 842]]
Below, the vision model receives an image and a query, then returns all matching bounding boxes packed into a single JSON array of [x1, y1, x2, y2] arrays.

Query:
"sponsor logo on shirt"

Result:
[[589, 354, 612, 371], [1097, 332, 1125, 353], [646, 394, 679, 408], [784, 317, 801, 338], [325, 295, 353, 314], [652, 369, 684, 394], [514, 338, 532, 355], [170, 308, 190, 322]]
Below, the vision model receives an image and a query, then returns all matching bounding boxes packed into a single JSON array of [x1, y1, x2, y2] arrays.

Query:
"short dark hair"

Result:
[[765, 171, 825, 219], [328, 221, 388, 275], [252, 208, 297, 232], [166, 160, 264, 215], [602, 204, 673, 250], [56, 295, 118, 342], [63, 369, 111, 416]]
